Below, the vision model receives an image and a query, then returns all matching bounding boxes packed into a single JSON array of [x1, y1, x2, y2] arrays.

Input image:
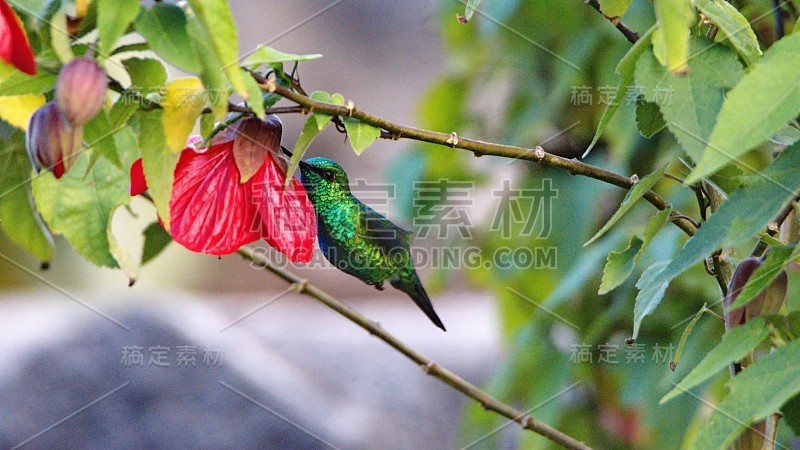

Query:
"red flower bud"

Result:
[[25, 103, 84, 179], [55, 57, 107, 127]]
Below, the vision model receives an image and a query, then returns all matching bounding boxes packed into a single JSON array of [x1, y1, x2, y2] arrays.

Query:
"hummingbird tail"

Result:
[[392, 270, 446, 332]]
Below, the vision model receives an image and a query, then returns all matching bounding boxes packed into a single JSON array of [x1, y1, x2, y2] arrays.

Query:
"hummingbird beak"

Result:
[[282, 146, 314, 172]]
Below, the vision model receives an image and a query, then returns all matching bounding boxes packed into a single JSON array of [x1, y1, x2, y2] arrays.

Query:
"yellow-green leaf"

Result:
[[0, 94, 46, 130], [161, 77, 206, 153], [653, 0, 696, 73], [139, 111, 179, 231]]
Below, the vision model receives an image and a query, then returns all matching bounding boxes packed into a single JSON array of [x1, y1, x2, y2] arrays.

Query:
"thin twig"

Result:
[[751, 195, 799, 257], [772, 0, 785, 40], [585, 0, 640, 44], [259, 78, 698, 237], [236, 247, 593, 450]]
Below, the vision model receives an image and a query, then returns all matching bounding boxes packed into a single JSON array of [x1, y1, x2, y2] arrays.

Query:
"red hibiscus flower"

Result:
[[0, 0, 36, 75], [131, 116, 317, 262]]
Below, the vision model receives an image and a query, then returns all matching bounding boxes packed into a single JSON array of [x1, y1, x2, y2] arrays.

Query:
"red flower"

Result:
[[132, 116, 317, 262], [129, 158, 146, 196], [0, 0, 36, 75]]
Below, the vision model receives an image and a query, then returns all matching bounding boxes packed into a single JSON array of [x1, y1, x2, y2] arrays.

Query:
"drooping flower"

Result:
[[132, 115, 317, 262], [55, 57, 107, 127], [0, 0, 36, 75], [25, 102, 84, 179]]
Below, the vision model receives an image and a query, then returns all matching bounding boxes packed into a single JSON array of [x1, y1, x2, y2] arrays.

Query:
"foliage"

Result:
[[0, 0, 798, 448]]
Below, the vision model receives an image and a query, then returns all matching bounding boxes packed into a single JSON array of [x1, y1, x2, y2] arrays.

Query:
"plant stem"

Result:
[[584, 0, 640, 44], [236, 247, 593, 450]]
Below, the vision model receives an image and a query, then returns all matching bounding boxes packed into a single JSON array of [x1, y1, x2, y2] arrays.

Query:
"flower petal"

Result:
[[252, 153, 317, 263], [0, 0, 36, 75], [169, 141, 262, 255], [129, 157, 147, 196]]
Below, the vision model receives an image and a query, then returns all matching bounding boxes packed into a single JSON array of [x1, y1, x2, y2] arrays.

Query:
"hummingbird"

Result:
[[288, 150, 446, 331]]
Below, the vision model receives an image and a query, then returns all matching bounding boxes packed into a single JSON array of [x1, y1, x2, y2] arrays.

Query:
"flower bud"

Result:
[[26, 102, 84, 179], [55, 57, 107, 127]]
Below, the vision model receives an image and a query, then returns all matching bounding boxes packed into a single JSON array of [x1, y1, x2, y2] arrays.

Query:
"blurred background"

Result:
[[3, 0, 799, 449]]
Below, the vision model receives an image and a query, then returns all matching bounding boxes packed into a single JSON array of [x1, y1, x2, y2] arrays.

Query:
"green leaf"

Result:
[[598, 0, 633, 17], [0, 70, 56, 96], [584, 164, 667, 246], [240, 69, 265, 119], [653, 0, 696, 74], [309, 91, 344, 130], [31, 131, 136, 276], [242, 45, 322, 67], [695, 0, 761, 66], [728, 243, 799, 310], [686, 32, 800, 183], [187, 16, 229, 119], [599, 208, 671, 294], [84, 110, 122, 169], [635, 37, 742, 161], [285, 115, 328, 187], [121, 58, 167, 94], [97, 0, 140, 56], [343, 118, 381, 155], [585, 26, 654, 156], [0, 144, 53, 261], [141, 221, 172, 265], [661, 317, 768, 404], [463, 0, 482, 22], [186, 0, 248, 99], [138, 111, 178, 231], [632, 260, 671, 339], [634, 143, 800, 336], [635, 100, 666, 138], [134, 4, 201, 73], [690, 339, 800, 449], [50, 5, 74, 63]]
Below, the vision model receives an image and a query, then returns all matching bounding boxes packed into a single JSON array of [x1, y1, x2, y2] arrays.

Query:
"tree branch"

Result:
[[751, 195, 799, 257], [585, 0, 640, 44], [260, 78, 698, 237], [236, 247, 593, 450]]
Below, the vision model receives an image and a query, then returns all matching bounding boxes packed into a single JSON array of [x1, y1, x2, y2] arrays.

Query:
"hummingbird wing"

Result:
[[356, 202, 413, 257]]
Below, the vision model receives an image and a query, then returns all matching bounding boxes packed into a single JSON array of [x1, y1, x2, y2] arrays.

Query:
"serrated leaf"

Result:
[[634, 143, 800, 336], [598, 0, 633, 17], [653, 0, 695, 73], [186, 0, 248, 99], [134, 4, 201, 73], [0, 70, 56, 96], [632, 260, 671, 339], [141, 221, 172, 265], [31, 133, 135, 275], [585, 164, 667, 246], [686, 32, 800, 183], [635, 100, 666, 138], [187, 16, 228, 119], [308, 91, 345, 130], [0, 144, 53, 261], [343, 118, 380, 154], [690, 339, 800, 449], [122, 58, 167, 94], [728, 243, 799, 310], [0, 94, 45, 130], [599, 207, 671, 294], [285, 115, 328, 187], [161, 77, 206, 153], [139, 111, 179, 231], [635, 37, 742, 161], [243, 45, 322, 67], [695, 0, 761, 66], [97, 0, 140, 57], [585, 26, 654, 156], [661, 317, 768, 404], [84, 109, 122, 168]]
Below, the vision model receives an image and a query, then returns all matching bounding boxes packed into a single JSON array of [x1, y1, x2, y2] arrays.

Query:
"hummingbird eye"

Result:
[[322, 169, 336, 181]]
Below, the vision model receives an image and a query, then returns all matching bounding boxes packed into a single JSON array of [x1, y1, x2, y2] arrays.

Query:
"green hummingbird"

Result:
[[291, 151, 446, 331]]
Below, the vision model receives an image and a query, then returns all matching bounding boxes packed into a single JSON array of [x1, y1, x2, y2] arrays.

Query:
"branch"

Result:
[[260, 78, 698, 237], [585, 0, 640, 44], [236, 247, 593, 450], [751, 195, 799, 257]]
